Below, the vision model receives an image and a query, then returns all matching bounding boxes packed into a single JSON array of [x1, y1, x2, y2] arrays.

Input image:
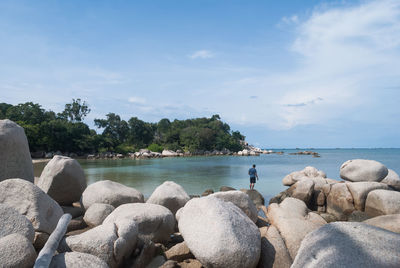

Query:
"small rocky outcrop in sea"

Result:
[[288, 151, 320, 157]]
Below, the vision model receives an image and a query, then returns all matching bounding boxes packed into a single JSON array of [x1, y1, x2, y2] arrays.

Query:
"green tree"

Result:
[[58, 98, 91, 122], [127, 117, 154, 147], [94, 113, 129, 150], [6, 102, 48, 124]]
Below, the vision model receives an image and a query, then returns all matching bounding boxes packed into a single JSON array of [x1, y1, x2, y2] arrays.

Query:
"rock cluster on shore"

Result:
[[0, 119, 400, 267]]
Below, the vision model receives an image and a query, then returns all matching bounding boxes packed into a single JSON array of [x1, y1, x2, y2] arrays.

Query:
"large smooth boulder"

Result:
[[287, 180, 315, 206], [0, 178, 63, 234], [50, 252, 109, 268], [0, 233, 37, 268], [292, 222, 400, 267], [266, 198, 326, 259], [240, 189, 265, 209], [209, 190, 258, 223], [82, 180, 144, 210], [282, 166, 326, 186], [147, 181, 190, 215], [0, 119, 34, 182], [326, 183, 355, 220], [0, 203, 35, 242], [178, 196, 261, 268], [84, 203, 115, 227], [365, 189, 400, 217], [103, 203, 175, 243], [381, 169, 400, 191], [60, 219, 138, 268], [340, 159, 388, 182], [346, 182, 390, 211], [258, 226, 292, 268], [37, 155, 87, 205], [363, 214, 400, 234]]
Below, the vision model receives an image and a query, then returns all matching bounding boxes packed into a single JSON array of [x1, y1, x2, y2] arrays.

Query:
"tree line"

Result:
[[0, 100, 245, 154]]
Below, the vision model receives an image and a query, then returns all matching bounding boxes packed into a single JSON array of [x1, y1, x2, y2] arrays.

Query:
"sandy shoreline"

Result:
[[32, 159, 51, 164]]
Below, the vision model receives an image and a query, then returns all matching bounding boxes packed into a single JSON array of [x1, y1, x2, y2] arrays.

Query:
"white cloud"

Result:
[[189, 50, 214, 59], [281, 15, 299, 25], [218, 0, 400, 130], [128, 96, 146, 104]]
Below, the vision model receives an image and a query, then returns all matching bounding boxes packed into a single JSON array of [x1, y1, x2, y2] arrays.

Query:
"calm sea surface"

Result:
[[33, 149, 400, 201]]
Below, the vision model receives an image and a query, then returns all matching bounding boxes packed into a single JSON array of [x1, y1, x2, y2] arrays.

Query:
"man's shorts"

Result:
[[250, 177, 256, 183]]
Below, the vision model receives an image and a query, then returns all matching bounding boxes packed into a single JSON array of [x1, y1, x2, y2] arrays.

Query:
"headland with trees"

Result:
[[0, 100, 246, 157]]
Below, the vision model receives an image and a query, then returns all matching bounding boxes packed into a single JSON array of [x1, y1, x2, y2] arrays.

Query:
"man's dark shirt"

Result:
[[249, 168, 257, 178]]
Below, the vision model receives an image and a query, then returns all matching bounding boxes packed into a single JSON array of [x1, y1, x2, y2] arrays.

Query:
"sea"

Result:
[[33, 149, 400, 202]]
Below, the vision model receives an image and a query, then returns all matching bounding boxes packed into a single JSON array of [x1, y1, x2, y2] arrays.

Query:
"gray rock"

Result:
[[165, 241, 194, 262], [0, 233, 37, 268], [209, 190, 258, 223], [103, 203, 175, 243], [346, 182, 390, 211], [50, 252, 109, 268], [258, 226, 292, 268], [363, 214, 400, 234], [326, 183, 355, 220], [340, 159, 388, 182], [62, 205, 84, 218], [219, 186, 236, 191], [147, 181, 190, 215], [0, 178, 63, 234], [82, 180, 144, 210], [381, 169, 400, 191], [0, 203, 35, 242], [201, 189, 214, 196], [37, 155, 87, 205], [67, 216, 88, 233], [60, 219, 138, 268], [365, 189, 400, 217], [347, 210, 371, 222], [34, 231, 50, 251], [282, 166, 326, 186], [0, 119, 34, 182], [266, 197, 326, 259], [292, 222, 400, 268], [83, 203, 115, 227], [240, 189, 265, 209], [178, 196, 261, 268], [287, 180, 314, 206]]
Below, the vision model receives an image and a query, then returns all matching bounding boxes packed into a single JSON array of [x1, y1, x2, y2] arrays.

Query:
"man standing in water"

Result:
[[248, 164, 258, 189]]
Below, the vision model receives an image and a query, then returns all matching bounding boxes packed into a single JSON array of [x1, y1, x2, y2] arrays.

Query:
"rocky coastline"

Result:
[[1, 119, 399, 267]]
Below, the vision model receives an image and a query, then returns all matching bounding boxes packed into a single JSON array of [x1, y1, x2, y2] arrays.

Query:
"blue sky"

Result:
[[1, 0, 400, 148]]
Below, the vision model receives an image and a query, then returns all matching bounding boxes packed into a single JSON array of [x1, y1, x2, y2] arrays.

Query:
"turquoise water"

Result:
[[59, 149, 400, 201]]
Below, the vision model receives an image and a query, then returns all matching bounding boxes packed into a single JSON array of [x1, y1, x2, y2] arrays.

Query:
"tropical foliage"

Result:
[[0, 101, 245, 154]]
